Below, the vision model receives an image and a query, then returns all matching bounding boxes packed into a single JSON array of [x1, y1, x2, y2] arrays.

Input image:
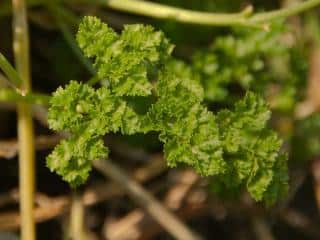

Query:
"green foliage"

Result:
[[212, 92, 288, 204], [192, 23, 308, 111], [193, 25, 285, 99], [47, 81, 141, 186], [77, 16, 173, 96], [144, 69, 225, 176], [292, 113, 320, 163], [47, 16, 288, 204]]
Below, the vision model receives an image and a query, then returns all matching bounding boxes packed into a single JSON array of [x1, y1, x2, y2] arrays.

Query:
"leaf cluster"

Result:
[[292, 113, 320, 163], [47, 16, 288, 205], [192, 23, 308, 112]]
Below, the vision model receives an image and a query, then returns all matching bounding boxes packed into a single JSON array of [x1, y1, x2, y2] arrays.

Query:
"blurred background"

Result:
[[1, 0, 320, 239]]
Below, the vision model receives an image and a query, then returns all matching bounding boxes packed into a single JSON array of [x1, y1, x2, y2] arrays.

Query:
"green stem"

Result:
[[86, 75, 100, 86], [47, 2, 79, 27], [2, 0, 320, 27], [0, 89, 50, 105], [0, 0, 43, 18], [12, 0, 36, 239], [47, 4, 96, 75], [70, 190, 85, 240], [78, 0, 257, 27], [250, 0, 320, 23], [0, 52, 22, 87], [77, 0, 320, 27]]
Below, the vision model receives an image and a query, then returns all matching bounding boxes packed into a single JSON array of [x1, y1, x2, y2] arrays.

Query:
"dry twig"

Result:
[[295, 47, 320, 118], [0, 134, 61, 159], [93, 159, 202, 240], [103, 170, 199, 240], [0, 156, 165, 230], [251, 217, 275, 240], [311, 159, 320, 210]]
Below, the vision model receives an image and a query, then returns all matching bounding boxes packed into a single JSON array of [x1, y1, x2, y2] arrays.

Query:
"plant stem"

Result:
[[0, 0, 43, 18], [79, 0, 257, 27], [12, 0, 36, 239], [0, 89, 50, 105], [78, 0, 320, 27], [47, 4, 95, 75], [250, 0, 320, 23], [0, 52, 22, 89], [2, 0, 320, 27], [70, 190, 85, 240]]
